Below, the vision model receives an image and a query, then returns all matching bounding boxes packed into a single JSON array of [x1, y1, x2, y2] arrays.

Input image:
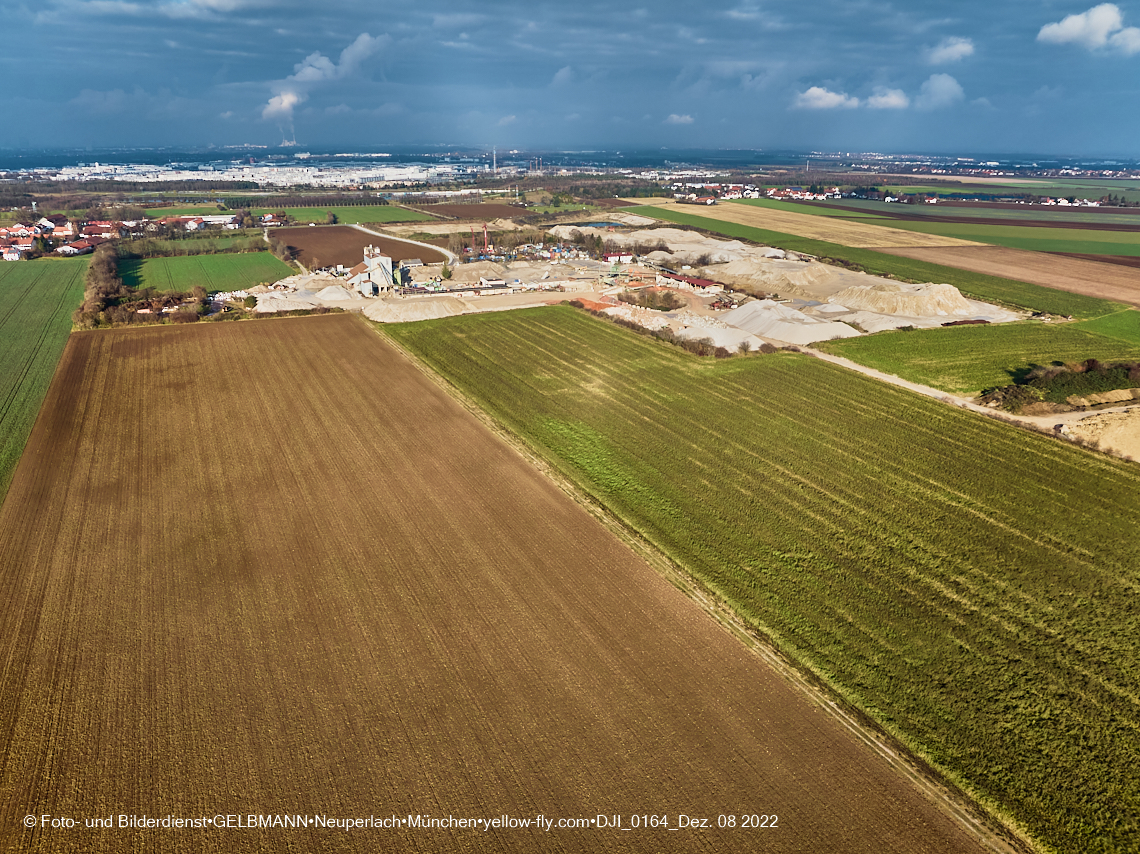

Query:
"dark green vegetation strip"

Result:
[[625, 205, 1122, 319], [0, 259, 87, 499], [815, 321, 1140, 394], [388, 306, 1140, 854], [119, 252, 294, 292], [253, 206, 432, 224]]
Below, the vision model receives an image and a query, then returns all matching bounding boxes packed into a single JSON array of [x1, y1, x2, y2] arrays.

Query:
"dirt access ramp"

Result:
[[627, 198, 984, 249], [0, 315, 1009, 854], [879, 245, 1140, 308]]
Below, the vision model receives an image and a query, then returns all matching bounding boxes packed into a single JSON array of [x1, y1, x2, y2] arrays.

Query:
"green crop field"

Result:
[[626, 205, 1122, 319], [815, 321, 1140, 393], [858, 219, 1140, 256], [119, 252, 294, 293], [143, 206, 228, 218], [386, 306, 1140, 854], [0, 258, 87, 499], [252, 206, 433, 224], [1074, 308, 1140, 344]]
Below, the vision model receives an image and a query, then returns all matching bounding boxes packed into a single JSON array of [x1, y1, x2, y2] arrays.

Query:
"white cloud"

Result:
[[793, 86, 859, 109], [867, 87, 909, 109], [551, 65, 573, 86], [260, 32, 385, 129], [498, 114, 516, 126], [289, 33, 383, 83], [915, 73, 964, 109], [928, 36, 974, 64], [1109, 25, 1140, 52], [665, 113, 694, 124], [1038, 3, 1140, 53], [262, 89, 303, 121]]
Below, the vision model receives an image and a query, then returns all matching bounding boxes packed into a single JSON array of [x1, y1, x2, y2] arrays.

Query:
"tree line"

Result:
[[219, 194, 390, 210]]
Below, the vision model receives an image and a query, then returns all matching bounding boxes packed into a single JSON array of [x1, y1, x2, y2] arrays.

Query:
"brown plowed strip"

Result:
[[1050, 252, 1140, 269], [277, 224, 447, 267], [628, 198, 982, 248], [0, 315, 997, 853], [878, 245, 1140, 307]]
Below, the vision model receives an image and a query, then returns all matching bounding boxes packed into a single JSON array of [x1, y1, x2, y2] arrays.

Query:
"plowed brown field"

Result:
[[880, 245, 1140, 307], [278, 224, 446, 267], [0, 315, 995, 854], [627, 198, 982, 248]]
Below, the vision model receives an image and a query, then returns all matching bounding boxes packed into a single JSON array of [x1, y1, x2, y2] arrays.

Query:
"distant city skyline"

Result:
[[5, 1, 1140, 157]]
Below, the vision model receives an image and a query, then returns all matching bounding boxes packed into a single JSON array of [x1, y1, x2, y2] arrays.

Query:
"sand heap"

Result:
[[827, 282, 974, 316], [363, 296, 472, 323], [315, 285, 361, 301], [708, 258, 844, 297], [1063, 409, 1140, 459], [448, 260, 506, 284]]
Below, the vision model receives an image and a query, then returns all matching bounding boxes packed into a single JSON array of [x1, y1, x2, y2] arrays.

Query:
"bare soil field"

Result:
[[277, 224, 446, 268], [591, 198, 643, 208], [1053, 252, 1140, 269], [408, 203, 528, 219], [0, 315, 997, 854], [628, 198, 983, 248], [880, 245, 1140, 307]]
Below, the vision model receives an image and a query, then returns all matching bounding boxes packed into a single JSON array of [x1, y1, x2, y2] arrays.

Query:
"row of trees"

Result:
[[72, 244, 130, 327], [221, 193, 389, 210], [117, 235, 266, 259]]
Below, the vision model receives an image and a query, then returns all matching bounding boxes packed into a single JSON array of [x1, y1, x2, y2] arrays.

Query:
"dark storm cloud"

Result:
[[4, 0, 1140, 154]]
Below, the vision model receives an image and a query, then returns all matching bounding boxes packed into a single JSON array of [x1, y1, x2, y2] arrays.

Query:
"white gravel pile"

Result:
[[720, 300, 861, 345], [364, 296, 473, 323], [255, 294, 320, 313], [315, 285, 361, 301]]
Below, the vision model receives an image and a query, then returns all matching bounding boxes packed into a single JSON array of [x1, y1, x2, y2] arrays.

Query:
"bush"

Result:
[[617, 288, 685, 312]]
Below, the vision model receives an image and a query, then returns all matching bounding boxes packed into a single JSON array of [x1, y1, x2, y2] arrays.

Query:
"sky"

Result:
[[3, 0, 1140, 157]]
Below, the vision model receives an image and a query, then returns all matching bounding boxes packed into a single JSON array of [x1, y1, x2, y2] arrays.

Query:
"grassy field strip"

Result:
[[252, 206, 433, 224], [815, 322, 1140, 394], [852, 219, 1140, 256], [775, 197, 1140, 226], [623, 204, 1122, 320], [627, 197, 983, 248], [0, 259, 87, 500], [0, 314, 995, 854], [389, 307, 1140, 854], [1074, 308, 1140, 343], [118, 252, 294, 292]]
